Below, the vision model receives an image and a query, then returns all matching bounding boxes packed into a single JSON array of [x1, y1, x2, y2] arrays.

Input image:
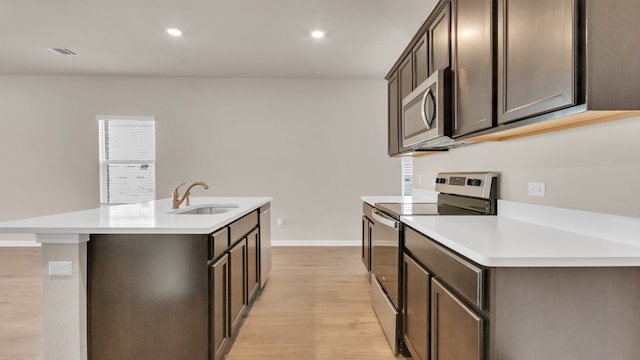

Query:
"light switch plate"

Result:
[[49, 261, 72, 276]]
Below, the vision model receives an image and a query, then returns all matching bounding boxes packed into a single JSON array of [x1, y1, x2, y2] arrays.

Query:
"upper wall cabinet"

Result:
[[428, 3, 450, 76], [386, 2, 449, 156], [497, 0, 576, 124], [387, 34, 429, 156], [451, 0, 493, 137], [385, 0, 640, 155], [388, 72, 401, 156], [467, 0, 640, 142], [413, 35, 429, 87]]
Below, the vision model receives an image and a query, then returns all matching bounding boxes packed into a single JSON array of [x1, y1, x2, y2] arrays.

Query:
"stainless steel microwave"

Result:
[[401, 69, 452, 149]]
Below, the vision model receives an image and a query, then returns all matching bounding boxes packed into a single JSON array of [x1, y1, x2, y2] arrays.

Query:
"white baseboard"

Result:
[[272, 240, 360, 247], [0, 241, 41, 247]]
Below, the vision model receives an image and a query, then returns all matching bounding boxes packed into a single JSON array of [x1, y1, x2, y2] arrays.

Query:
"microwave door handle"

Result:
[[372, 210, 400, 229], [421, 88, 436, 130]]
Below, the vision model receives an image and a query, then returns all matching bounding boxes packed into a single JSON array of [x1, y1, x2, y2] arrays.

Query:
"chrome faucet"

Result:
[[172, 181, 209, 209]]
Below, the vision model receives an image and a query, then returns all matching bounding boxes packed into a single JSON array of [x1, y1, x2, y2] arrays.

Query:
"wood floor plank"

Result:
[[0, 247, 43, 360]]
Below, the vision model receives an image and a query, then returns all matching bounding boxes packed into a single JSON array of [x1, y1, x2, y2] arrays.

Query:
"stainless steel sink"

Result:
[[170, 204, 239, 215]]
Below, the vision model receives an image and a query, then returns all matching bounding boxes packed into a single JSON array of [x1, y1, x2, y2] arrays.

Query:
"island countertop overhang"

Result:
[[0, 197, 272, 237]]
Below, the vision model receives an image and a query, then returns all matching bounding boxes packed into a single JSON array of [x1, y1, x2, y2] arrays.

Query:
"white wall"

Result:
[[413, 116, 640, 218], [0, 76, 400, 242]]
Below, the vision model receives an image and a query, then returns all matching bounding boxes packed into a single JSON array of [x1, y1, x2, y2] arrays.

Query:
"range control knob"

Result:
[[466, 179, 474, 186], [470, 179, 482, 186], [436, 177, 447, 184]]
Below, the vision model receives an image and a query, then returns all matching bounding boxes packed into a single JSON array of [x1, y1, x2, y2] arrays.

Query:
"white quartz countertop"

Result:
[[402, 215, 640, 267], [0, 197, 272, 235]]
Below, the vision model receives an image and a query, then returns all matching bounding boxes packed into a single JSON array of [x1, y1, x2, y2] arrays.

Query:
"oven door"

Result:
[[371, 209, 400, 308]]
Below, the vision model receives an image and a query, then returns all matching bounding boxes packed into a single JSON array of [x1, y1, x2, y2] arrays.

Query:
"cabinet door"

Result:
[[497, 0, 575, 124], [414, 34, 429, 86], [246, 228, 260, 302], [209, 227, 229, 262], [452, 0, 493, 137], [362, 216, 371, 271], [210, 254, 229, 360], [229, 239, 247, 335], [398, 55, 414, 152], [388, 72, 400, 156], [403, 255, 431, 360], [431, 279, 483, 360], [399, 55, 414, 97], [429, 2, 451, 75]]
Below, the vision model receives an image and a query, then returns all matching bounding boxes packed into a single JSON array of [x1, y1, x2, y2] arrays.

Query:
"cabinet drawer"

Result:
[[229, 211, 258, 244], [404, 226, 485, 309], [209, 227, 229, 262], [363, 202, 374, 220]]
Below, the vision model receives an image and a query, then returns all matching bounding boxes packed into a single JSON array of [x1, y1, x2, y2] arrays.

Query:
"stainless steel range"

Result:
[[370, 172, 498, 355]]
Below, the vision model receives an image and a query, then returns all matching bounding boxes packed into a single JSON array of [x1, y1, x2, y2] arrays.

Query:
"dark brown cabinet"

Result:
[[497, 0, 576, 124], [413, 35, 429, 86], [451, 0, 493, 137], [228, 238, 247, 335], [385, 0, 640, 153], [87, 207, 268, 360], [387, 52, 417, 156], [399, 53, 414, 98], [399, 225, 640, 360], [387, 72, 400, 156], [431, 279, 484, 360], [88, 234, 209, 360], [429, 2, 451, 75], [403, 254, 431, 360], [362, 202, 375, 272], [210, 254, 229, 360], [362, 215, 372, 271], [397, 55, 415, 153], [403, 226, 486, 360], [246, 228, 260, 302]]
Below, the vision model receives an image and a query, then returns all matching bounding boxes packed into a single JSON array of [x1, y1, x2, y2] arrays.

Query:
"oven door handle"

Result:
[[372, 210, 400, 230]]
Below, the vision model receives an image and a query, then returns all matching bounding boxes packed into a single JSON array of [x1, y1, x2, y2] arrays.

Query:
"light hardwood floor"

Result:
[[227, 247, 406, 360], [0, 246, 406, 360], [0, 247, 42, 360]]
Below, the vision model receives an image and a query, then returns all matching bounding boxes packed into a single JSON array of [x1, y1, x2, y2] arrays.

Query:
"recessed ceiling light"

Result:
[[311, 30, 326, 39], [166, 28, 182, 37]]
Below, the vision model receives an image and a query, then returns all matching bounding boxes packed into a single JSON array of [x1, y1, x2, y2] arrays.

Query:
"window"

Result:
[[402, 157, 413, 196], [98, 116, 156, 205]]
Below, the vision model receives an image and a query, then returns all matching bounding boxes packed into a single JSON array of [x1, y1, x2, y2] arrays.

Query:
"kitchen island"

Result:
[[0, 196, 272, 360]]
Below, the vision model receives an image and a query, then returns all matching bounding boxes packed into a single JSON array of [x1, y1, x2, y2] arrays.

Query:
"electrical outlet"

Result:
[[528, 182, 546, 197], [277, 219, 285, 228], [49, 261, 72, 276]]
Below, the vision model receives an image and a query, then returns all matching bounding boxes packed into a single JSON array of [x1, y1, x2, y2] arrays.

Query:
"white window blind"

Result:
[[402, 157, 413, 196], [98, 116, 156, 205]]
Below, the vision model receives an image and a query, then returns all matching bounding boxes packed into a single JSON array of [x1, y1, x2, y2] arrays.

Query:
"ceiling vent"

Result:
[[46, 47, 77, 56]]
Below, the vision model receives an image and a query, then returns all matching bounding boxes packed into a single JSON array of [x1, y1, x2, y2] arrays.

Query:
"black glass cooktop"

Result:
[[375, 203, 440, 219], [375, 194, 496, 219]]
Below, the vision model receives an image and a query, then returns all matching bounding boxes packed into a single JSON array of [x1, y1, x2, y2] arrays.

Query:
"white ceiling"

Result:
[[0, 0, 438, 78]]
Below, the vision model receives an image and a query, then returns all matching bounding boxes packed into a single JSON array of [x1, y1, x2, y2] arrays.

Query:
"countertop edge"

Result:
[[0, 197, 272, 239], [402, 215, 640, 268]]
